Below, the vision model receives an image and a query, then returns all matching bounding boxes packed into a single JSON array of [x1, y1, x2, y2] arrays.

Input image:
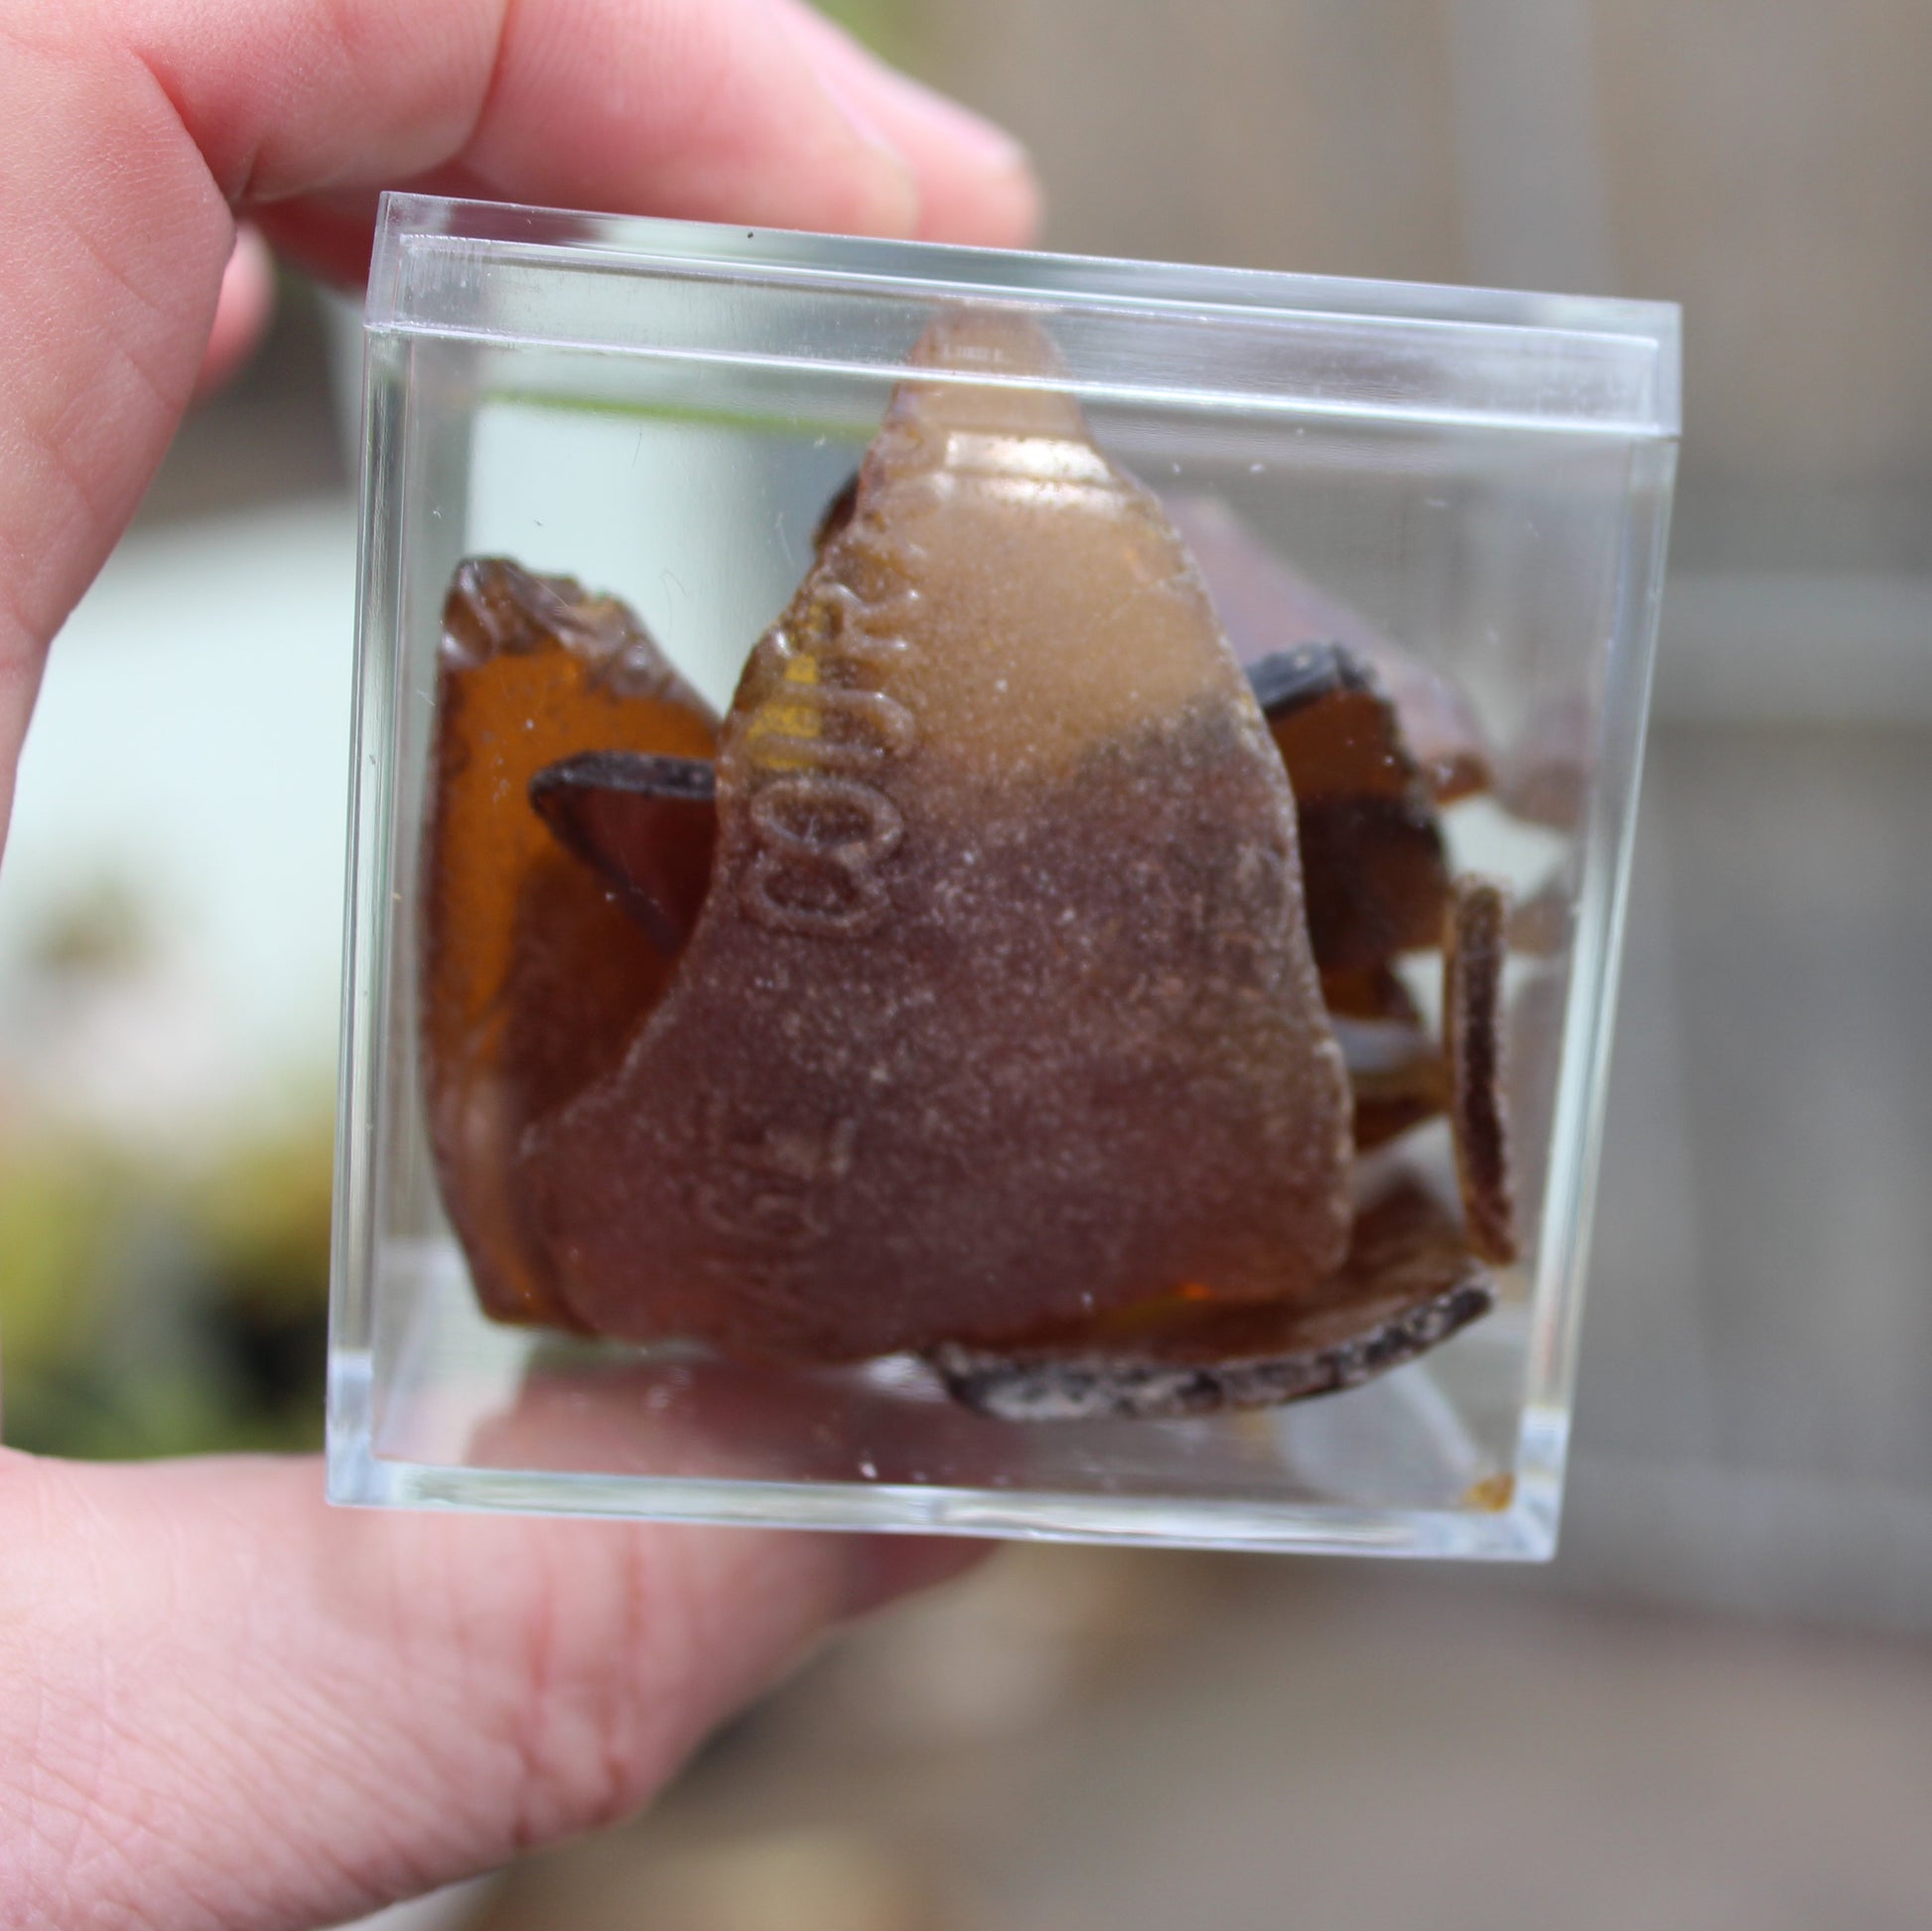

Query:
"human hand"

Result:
[[0, 3, 1035, 1924]]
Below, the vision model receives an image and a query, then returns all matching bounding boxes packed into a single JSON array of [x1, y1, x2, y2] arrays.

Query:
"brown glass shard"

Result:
[[1168, 493, 1495, 803], [929, 1176, 1495, 1422], [523, 312, 1354, 1363], [812, 470, 860, 554], [1249, 642, 1452, 972], [420, 559, 719, 1326], [529, 751, 718, 957], [1446, 875, 1518, 1265]]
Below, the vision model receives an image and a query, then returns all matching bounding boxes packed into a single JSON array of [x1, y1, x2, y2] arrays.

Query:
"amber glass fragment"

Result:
[[1298, 799, 1451, 973], [529, 751, 718, 956], [1249, 642, 1451, 972], [1169, 494, 1495, 803], [421, 559, 718, 1325], [525, 314, 1354, 1363], [1445, 875, 1518, 1265], [929, 1176, 1494, 1422], [812, 471, 860, 553], [1249, 644, 1415, 802]]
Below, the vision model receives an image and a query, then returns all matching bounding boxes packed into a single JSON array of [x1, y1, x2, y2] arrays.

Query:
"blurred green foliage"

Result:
[[816, 0, 921, 69], [0, 1104, 334, 1459], [0, 860, 334, 1459]]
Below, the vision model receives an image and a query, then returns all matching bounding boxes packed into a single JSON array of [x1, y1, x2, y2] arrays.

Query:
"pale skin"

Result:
[[0, 3, 1036, 1924]]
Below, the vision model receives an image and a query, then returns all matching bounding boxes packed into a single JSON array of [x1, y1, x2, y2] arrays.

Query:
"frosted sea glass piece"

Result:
[[523, 316, 1355, 1362], [420, 559, 718, 1325]]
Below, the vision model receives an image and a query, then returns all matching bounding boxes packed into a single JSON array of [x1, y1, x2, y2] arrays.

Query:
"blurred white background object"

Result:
[[0, 498, 352, 1142]]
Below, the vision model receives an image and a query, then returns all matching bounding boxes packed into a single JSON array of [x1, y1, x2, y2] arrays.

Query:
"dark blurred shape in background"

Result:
[[4, 3, 1930, 1927]]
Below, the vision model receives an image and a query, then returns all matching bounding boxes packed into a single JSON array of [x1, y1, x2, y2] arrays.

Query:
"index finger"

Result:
[[171, 0, 1038, 275], [0, 0, 1037, 827]]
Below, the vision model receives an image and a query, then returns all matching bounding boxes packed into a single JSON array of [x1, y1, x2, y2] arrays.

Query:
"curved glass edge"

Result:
[[367, 194, 1681, 439]]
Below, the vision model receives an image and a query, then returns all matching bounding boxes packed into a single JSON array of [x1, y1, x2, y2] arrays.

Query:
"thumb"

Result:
[[0, 1448, 973, 1928]]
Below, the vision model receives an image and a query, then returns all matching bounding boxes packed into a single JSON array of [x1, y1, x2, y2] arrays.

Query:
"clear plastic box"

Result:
[[329, 193, 1678, 1557]]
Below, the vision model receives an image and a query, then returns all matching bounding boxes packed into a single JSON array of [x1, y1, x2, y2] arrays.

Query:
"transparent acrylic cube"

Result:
[[329, 192, 1678, 1557]]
